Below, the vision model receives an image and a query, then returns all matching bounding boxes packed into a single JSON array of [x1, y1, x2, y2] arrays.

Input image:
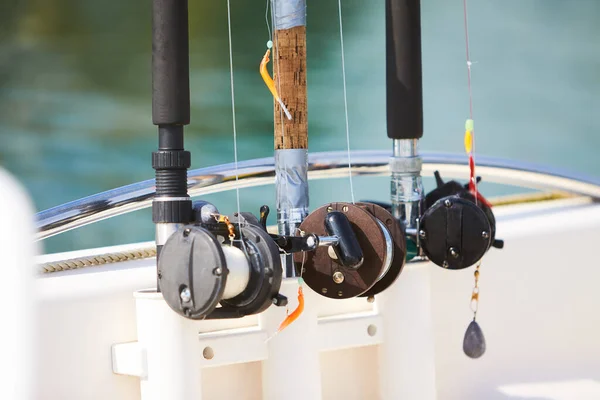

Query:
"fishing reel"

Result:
[[419, 171, 504, 270], [284, 202, 407, 299], [158, 201, 286, 320]]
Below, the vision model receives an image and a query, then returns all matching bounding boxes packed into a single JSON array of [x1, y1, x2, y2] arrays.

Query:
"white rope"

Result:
[[338, 0, 355, 204]]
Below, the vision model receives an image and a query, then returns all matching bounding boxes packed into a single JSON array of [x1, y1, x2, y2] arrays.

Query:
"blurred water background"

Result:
[[0, 0, 598, 253]]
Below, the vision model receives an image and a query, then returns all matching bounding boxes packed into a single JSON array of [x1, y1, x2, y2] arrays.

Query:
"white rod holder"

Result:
[[378, 263, 437, 400], [260, 279, 323, 400], [135, 290, 203, 400]]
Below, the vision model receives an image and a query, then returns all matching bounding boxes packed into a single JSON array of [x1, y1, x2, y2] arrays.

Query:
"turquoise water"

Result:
[[0, 0, 598, 253]]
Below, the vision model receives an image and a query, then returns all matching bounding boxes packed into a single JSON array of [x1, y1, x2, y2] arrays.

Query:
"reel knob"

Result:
[[324, 211, 364, 269]]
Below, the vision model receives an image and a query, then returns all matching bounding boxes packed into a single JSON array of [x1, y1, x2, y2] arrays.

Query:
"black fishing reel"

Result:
[[419, 171, 504, 270], [287, 202, 407, 299], [158, 201, 286, 320]]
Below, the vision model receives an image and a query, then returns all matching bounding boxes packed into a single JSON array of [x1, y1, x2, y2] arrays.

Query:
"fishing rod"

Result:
[[151, 0, 192, 292], [385, 0, 503, 359], [148, 0, 404, 329], [150, 0, 502, 359]]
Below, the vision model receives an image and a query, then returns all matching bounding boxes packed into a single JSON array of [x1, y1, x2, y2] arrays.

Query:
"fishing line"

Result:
[[265, 0, 272, 42], [461, 0, 488, 360], [337, 0, 355, 204], [463, 0, 474, 121], [462, 0, 478, 206], [226, 0, 247, 253]]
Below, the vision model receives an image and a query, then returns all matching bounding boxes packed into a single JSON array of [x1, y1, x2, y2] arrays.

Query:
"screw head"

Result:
[[213, 267, 223, 276], [342, 205, 349, 212], [482, 231, 490, 239], [305, 235, 316, 248], [180, 287, 191, 303], [449, 247, 459, 258], [419, 230, 427, 239], [367, 296, 375, 303], [442, 260, 449, 268], [321, 288, 328, 294], [444, 199, 452, 208], [327, 206, 333, 212], [333, 271, 345, 284], [183, 228, 191, 237], [337, 291, 343, 297]]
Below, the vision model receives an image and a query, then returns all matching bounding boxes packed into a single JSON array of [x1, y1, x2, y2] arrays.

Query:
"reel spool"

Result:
[[294, 202, 406, 299], [158, 201, 284, 320]]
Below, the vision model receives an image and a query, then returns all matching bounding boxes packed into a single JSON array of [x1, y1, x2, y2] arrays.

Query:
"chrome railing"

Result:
[[36, 151, 600, 240]]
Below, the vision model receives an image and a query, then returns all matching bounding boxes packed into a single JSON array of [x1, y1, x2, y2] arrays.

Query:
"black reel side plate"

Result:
[[420, 196, 491, 270], [158, 226, 227, 319]]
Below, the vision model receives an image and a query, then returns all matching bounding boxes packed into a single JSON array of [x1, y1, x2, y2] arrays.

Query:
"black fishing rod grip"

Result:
[[152, 0, 191, 126], [325, 212, 364, 270], [386, 0, 423, 140]]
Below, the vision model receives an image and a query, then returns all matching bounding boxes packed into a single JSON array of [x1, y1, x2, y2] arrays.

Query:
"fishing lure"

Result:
[[260, 41, 292, 120], [265, 277, 305, 342], [277, 279, 305, 332], [461, 0, 489, 360], [463, 124, 488, 359], [464, 119, 492, 208]]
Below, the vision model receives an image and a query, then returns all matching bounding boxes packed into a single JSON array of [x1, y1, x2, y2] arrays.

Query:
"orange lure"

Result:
[[276, 284, 305, 333], [260, 49, 292, 120]]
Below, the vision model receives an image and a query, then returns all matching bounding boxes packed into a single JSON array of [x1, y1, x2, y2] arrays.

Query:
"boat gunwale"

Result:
[[35, 150, 600, 240]]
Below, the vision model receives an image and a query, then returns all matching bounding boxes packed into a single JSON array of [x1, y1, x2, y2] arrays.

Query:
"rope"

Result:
[[37, 191, 571, 274], [40, 247, 156, 273]]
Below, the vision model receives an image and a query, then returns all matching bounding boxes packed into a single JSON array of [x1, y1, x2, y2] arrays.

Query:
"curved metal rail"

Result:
[[36, 151, 600, 240]]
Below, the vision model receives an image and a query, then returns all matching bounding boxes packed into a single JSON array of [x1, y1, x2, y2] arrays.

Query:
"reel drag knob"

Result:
[[419, 196, 492, 270]]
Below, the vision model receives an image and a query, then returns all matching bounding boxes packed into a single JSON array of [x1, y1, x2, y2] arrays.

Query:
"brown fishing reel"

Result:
[[293, 202, 406, 299]]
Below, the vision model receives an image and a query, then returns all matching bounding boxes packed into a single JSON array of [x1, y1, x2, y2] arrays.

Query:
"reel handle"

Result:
[[324, 211, 364, 269]]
